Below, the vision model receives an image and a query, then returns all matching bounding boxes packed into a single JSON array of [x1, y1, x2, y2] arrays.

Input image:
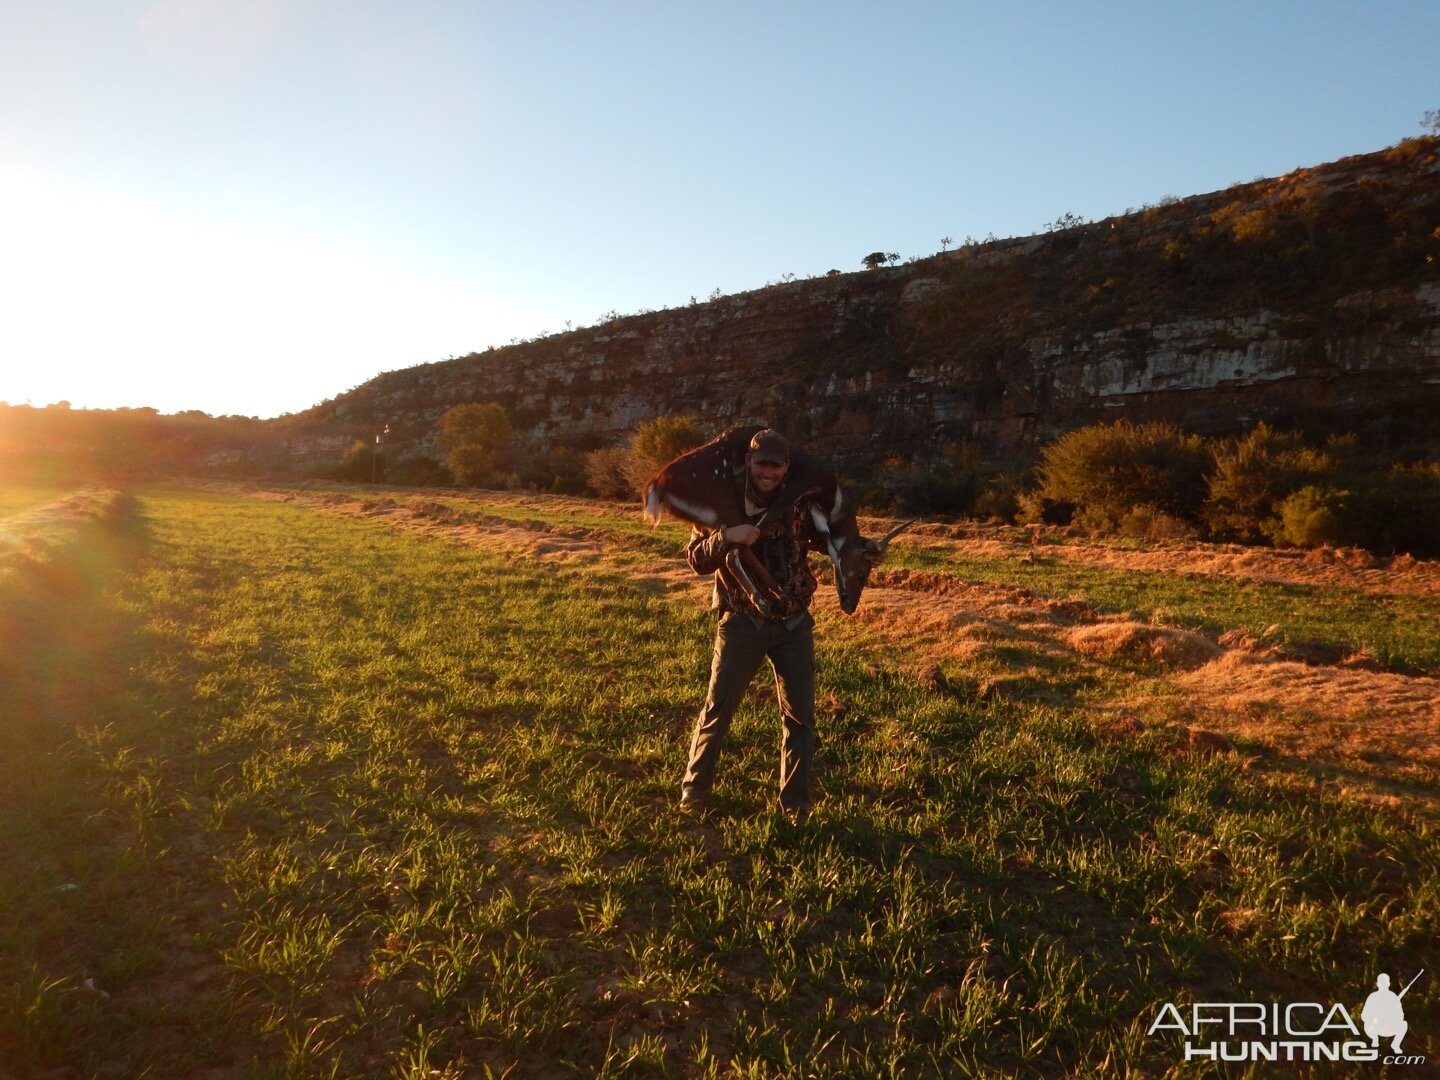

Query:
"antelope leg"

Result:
[[725, 546, 784, 619]]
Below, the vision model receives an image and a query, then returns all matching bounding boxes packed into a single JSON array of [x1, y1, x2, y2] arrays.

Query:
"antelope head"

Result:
[[829, 517, 918, 614]]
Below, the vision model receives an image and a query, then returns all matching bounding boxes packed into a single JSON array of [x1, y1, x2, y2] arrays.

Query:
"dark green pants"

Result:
[[682, 610, 816, 812]]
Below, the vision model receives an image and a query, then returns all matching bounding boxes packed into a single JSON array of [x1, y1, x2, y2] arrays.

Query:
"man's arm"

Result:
[[686, 524, 761, 575]]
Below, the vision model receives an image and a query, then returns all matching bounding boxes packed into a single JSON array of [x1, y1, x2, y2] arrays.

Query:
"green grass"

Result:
[[889, 543, 1440, 676], [316, 483, 1440, 675], [373, 486, 692, 554], [0, 480, 72, 519], [2, 486, 1436, 1076]]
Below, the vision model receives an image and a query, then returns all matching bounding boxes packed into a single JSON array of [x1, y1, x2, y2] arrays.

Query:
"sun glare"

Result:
[[0, 167, 513, 417]]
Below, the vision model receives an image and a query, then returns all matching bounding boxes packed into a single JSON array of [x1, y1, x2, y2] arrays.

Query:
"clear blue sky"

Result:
[[2, 1, 1436, 418]]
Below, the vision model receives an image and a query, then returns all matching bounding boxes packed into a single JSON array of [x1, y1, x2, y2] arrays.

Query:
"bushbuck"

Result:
[[644, 425, 914, 615]]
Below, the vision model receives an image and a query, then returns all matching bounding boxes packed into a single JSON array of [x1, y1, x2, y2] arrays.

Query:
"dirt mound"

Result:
[[1065, 622, 1222, 670]]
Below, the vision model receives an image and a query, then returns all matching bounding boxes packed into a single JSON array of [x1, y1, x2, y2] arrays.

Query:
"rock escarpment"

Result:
[[292, 138, 1440, 466]]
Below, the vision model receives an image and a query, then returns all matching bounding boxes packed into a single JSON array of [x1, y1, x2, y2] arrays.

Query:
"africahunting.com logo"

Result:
[[1148, 969, 1426, 1066]]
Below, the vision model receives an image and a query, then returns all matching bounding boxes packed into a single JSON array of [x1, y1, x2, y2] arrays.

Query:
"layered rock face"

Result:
[[295, 139, 1440, 465]]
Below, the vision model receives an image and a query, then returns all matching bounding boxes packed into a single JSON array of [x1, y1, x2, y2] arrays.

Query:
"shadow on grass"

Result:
[[0, 492, 243, 1076]]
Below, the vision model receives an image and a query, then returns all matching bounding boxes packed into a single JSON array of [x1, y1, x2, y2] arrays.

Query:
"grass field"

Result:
[[0, 481, 70, 519], [1, 484, 1436, 1077], [891, 542, 1440, 677]]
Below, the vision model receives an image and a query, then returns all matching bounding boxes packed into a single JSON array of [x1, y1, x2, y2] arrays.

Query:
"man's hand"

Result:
[[723, 524, 761, 546]]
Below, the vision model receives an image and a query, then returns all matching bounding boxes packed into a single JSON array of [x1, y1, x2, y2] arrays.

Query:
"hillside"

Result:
[[284, 138, 1440, 467]]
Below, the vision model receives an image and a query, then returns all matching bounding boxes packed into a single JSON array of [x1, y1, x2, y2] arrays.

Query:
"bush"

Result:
[[514, 446, 588, 494], [1115, 504, 1197, 542], [1266, 485, 1351, 548], [388, 454, 450, 487], [1343, 464, 1440, 558], [583, 446, 633, 500], [866, 446, 991, 516], [340, 440, 385, 483], [1037, 420, 1210, 531], [623, 415, 707, 494], [1204, 422, 1332, 540], [973, 471, 1027, 523], [1015, 491, 1074, 526], [581, 415, 708, 500]]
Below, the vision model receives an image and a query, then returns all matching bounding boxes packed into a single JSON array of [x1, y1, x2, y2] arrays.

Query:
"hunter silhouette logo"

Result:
[[1362, 969, 1422, 1054], [1148, 968, 1427, 1066]]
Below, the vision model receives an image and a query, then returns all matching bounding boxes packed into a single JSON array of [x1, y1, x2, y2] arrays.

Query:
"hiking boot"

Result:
[[679, 793, 708, 817]]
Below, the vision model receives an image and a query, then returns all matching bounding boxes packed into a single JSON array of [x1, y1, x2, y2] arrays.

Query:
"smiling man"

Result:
[[678, 428, 831, 824]]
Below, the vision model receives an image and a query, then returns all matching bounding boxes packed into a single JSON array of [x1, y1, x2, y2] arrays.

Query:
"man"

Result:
[[1361, 972, 1409, 1054], [679, 428, 833, 823]]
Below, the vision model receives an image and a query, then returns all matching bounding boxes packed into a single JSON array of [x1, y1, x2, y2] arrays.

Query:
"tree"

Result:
[[439, 402, 511, 454], [940, 236, 953, 253], [437, 402, 512, 487], [1423, 109, 1440, 136], [862, 251, 887, 270], [447, 444, 502, 487]]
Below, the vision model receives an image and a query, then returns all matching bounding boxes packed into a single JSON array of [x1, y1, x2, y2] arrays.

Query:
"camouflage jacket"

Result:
[[686, 488, 824, 624]]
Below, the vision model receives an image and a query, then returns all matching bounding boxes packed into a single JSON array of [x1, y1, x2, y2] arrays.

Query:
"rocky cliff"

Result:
[[287, 137, 1440, 466]]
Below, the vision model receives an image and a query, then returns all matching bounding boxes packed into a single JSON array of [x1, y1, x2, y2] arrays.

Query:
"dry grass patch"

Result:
[[1182, 651, 1440, 753], [1065, 621, 1222, 670]]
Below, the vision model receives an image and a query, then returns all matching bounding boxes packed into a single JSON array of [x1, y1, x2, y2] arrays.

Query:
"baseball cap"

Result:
[[748, 428, 790, 465]]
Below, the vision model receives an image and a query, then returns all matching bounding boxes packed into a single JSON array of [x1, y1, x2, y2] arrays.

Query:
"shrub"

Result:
[[388, 454, 450, 487], [973, 471, 1027, 523], [866, 446, 991, 516], [1116, 504, 1197, 542], [340, 440, 385, 483], [438, 403, 512, 454], [1266, 485, 1351, 548], [515, 446, 588, 494], [1344, 463, 1440, 558], [1204, 422, 1332, 540], [1037, 420, 1210, 531], [1015, 491, 1074, 526], [583, 414, 709, 500], [623, 414, 707, 494], [583, 446, 633, 500]]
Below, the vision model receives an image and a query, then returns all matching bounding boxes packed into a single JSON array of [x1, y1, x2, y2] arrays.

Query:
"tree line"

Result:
[[408, 405, 1439, 559]]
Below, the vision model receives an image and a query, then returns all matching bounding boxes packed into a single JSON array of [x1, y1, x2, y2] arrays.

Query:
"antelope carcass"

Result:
[[644, 425, 914, 615]]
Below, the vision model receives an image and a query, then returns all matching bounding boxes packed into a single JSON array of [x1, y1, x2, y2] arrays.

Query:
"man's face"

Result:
[[747, 454, 789, 495]]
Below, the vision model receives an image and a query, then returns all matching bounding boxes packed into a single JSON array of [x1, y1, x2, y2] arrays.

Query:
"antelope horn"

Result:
[[875, 517, 919, 552]]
